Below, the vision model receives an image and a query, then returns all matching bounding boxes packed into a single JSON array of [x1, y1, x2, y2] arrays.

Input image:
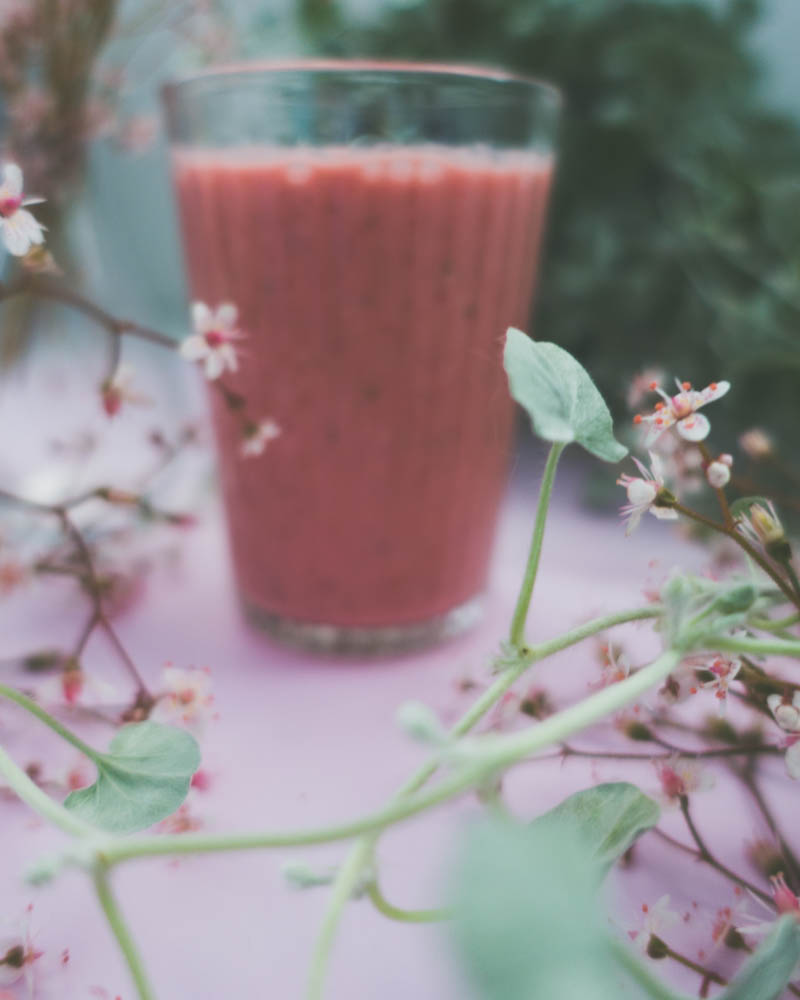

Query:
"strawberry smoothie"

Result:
[[172, 144, 553, 641]]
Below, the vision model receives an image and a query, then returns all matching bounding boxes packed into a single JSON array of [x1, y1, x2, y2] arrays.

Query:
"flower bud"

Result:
[[706, 456, 731, 489]]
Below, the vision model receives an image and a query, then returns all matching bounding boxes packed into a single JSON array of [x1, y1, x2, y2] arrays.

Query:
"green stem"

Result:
[[672, 501, 799, 610], [0, 682, 101, 762], [751, 612, 800, 632], [103, 606, 662, 867], [0, 743, 96, 837], [306, 840, 372, 1000], [365, 881, 453, 924], [610, 939, 685, 1000], [509, 442, 565, 648], [93, 868, 157, 1000], [710, 636, 800, 659]]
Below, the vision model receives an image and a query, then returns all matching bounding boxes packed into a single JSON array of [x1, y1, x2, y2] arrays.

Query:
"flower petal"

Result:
[[785, 741, 800, 780], [0, 211, 40, 256], [215, 302, 238, 330], [204, 352, 225, 380], [179, 334, 208, 362], [676, 412, 710, 442], [191, 301, 213, 335], [1, 163, 23, 198], [650, 507, 679, 521], [697, 381, 731, 407]]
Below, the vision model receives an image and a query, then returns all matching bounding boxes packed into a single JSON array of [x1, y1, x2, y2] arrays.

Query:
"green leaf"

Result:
[[450, 819, 624, 1000], [531, 782, 660, 878], [63, 722, 201, 834], [718, 917, 800, 1000], [503, 328, 627, 463]]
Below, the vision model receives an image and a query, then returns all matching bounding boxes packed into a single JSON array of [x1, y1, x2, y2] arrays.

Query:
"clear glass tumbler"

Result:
[[162, 60, 560, 653]]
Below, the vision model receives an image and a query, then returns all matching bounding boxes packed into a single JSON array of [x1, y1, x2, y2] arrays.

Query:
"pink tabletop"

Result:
[[0, 348, 780, 998]]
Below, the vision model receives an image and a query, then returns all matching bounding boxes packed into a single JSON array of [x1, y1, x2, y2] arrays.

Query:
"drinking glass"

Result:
[[163, 60, 560, 652]]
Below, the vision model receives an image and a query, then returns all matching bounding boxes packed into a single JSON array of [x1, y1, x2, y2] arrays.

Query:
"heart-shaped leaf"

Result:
[[717, 916, 800, 1000], [64, 722, 201, 834], [531, 782, 660, 878], [504, 328, 627, 463]]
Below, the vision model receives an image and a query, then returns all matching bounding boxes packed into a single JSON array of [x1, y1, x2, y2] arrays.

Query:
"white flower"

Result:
[[240, 419, 281, 458], [0, 162, 45, 257], [0, 909, 40, 989], [629, 895, 680, 951], [35, 667, 118, 709], [152, 666, 215, 732], [706, 454, 732, 489], [180, 302, 242, 380], [683, 649, 742, 714], [738, 874, 800, 937], [634, 378, 730, 447], [616, 452, 678, 535], [654, 755, 714, 802]]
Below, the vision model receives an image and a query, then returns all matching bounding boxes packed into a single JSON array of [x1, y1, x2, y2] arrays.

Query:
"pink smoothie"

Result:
[[172, 145, 553, 628]]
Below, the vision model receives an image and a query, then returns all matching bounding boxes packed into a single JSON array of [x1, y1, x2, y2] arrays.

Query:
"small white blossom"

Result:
[[634, 377, 730, 447], [180, 302, 242, 380], [616, 452, 678, 535], [654, 755, 714, 802], [0, 909, 40, 989], [682, 648, 742, 714], [0, 163, 45, 256], [738, 874, 800, 937], [152, 665, 215, 732], [240, 419, 281, 458], [706, 454, 732, 489], [629, 895, 680, 951]]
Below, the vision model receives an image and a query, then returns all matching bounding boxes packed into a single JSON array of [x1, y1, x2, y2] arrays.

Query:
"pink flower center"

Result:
[[0, 195, 22, 218], [773, 882, 800, 916], [204, 330, 225, 348], [671, 394, 694, 420]]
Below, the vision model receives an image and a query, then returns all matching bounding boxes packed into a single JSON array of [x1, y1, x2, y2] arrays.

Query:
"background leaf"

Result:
[[64, 722, 200, 834], [504, 328, 628, 462], [717, 917, 800, 1000], [450, 819, 627, 1000], [531, 782, 660, 877]]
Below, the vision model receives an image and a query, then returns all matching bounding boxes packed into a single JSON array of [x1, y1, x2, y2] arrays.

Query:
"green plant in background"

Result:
[[298, 0, 800, 467]]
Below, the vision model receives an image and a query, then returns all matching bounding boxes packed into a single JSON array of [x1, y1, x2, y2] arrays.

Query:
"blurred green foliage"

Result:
[[298, 0, 800, 454]]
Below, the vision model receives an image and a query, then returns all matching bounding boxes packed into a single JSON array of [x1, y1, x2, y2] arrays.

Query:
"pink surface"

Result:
[[0, 353, 788, 998], [172, 147, 552, 626]]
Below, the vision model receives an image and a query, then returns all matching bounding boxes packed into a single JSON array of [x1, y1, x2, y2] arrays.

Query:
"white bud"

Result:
[[706, 461, 731, 489]]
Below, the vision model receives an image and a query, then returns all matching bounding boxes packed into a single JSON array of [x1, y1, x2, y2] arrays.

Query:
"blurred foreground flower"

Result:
[[180, 302, 242, 380], [152, 665, 215, 732], [0, 162, 45, 256], [241, 418, 281, 458]]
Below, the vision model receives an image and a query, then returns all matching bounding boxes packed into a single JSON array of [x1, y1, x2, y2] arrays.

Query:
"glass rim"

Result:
[[161, 58, 562, 109]]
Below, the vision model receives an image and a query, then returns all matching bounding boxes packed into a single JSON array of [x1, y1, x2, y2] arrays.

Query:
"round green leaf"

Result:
[[63, 722, 201, 834]]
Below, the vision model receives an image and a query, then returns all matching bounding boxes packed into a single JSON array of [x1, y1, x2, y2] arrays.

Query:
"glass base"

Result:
[[241, 595, 484, 655]]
